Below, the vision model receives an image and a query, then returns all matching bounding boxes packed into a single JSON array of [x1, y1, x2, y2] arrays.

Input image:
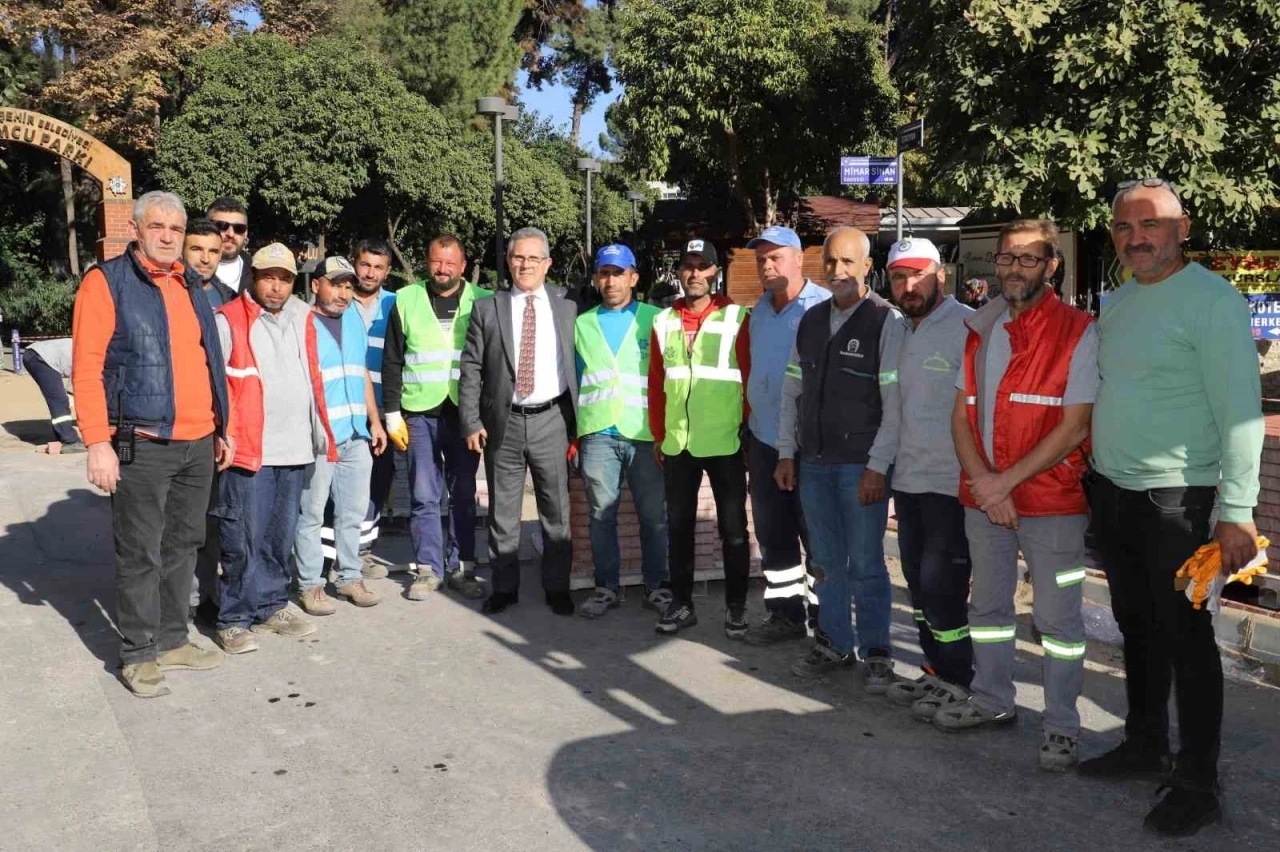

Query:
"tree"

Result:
[[522, 2, 614, 147], [894, 0, 1280, 240], [611, 0, 899, 232], [253, 1, 338, 42]]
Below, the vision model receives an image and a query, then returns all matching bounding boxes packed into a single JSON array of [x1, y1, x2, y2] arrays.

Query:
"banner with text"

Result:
[[1189, 251, 1280, 294]]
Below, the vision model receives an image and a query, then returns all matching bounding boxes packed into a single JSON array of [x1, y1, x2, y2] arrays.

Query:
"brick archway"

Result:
[[0, 108, 133, 260]]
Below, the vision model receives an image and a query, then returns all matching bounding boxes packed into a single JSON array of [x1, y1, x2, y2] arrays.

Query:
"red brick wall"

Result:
[[97, 197, 132, 260]]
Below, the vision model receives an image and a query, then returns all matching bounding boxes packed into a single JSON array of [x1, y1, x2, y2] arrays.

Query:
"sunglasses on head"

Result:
[[213, 220, 248, 235], [1117, 177, 1180, 200]]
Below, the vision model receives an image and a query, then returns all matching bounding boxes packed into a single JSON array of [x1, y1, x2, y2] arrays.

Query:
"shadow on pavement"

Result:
[[2, 417, 54, 445]]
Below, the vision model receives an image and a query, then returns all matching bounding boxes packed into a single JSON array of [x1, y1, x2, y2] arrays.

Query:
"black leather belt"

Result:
[[510, 394, 564, 416]]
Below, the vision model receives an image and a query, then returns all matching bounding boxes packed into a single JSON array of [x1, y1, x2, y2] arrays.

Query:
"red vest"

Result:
[[959, 291, 1093, 516]]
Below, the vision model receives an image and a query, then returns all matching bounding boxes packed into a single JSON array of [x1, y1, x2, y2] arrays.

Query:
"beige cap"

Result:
[[251, 242, 297, 275]]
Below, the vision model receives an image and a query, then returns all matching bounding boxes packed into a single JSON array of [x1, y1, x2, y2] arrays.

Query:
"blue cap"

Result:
[[746, 225, 802, 250], [594, 243, 636, 271]]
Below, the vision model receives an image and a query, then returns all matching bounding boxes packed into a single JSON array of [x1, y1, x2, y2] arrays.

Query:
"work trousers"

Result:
[[664, 450, 750, 608], [1087, 473, 1222, 788], [966, 509, 1087, 737], [113, 435, 214, 664], [894, 490, 974, 687], [362, 440, 397, 552], [747, 434, 814, 625], [191, 469, 220, 608], [24, 349, 81, 445], [408, 409, 479, 576]]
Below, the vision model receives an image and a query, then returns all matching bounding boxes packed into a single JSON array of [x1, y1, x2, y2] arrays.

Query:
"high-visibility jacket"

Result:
[[396, 282, 490, 411], [575, 303, 658, 440], [654, 302, 747, 457], [308, 309, 371, 447], [959, 291, 1093, 516], [362, 289, 397, 409]]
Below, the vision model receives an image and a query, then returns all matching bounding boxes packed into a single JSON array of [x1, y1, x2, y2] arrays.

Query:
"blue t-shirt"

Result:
[[576, 299, 640, 438]]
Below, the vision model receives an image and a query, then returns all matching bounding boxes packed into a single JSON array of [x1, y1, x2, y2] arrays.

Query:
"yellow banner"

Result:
[[1189, 251, 1280, 294]]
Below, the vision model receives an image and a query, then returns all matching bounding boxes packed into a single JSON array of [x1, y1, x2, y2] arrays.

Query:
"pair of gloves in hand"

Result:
[[384, 412, 410, 452]]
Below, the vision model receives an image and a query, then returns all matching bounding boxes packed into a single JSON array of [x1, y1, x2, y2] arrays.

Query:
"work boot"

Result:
[[910, 680, 971, 722], [217, 627, 259, 655], [1143, 784, 1221, 837], [861, 651, 895, 695], [1039, 732, 1078, 772], [742, 614, 805, 646], [336, 580, 381, 607], [446, 567, 486, 600], [299, 586, 337, 616], [579, 587, 620, 619], [642, 585, 673, 612], [1078, 740, 1172, 781], [933, 696, 1016, 731], [887, 673, 939, 706], [252, 607, 317, 638], [361, 552, 390, 580], [120, 661, 170, 698], [790, 639, 855, 679], [407, 570, 443, 601], [156, 643, 223, 671]]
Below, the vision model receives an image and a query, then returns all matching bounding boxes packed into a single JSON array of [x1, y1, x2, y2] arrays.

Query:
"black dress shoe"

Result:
[[482, 591, 519, 614], [190, 600, 219, 629], [546, 591, 575, 616]]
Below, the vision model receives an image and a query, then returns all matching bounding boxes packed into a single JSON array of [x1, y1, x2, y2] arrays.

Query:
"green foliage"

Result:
[[524, 3, 614, 146], [0, 213, 76, 335], [611, 0, 899, 231], [895, 0, 1280, 238]]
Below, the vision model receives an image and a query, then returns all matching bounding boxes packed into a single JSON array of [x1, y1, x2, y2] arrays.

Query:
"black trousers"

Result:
[[747, 434, 812, 624], [665, 450, 750, 607], [113, 435, 215, 664], [1087, 473, 1222, 787], [894, 491, 974, 687], [191, 469, 221, 607], [24, 350, 81, 445]]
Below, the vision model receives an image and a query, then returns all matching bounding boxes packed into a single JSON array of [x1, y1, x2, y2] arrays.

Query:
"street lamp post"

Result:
[[626, 190, 646, 238], [576, 157, 602, 261], [477, 97, 519, 288]]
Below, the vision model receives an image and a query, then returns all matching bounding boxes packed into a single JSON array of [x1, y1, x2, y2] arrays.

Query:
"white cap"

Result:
[[887, 237, 941, 272]]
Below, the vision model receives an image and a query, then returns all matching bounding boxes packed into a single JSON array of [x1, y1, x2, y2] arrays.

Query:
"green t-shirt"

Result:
[[1091, 262, 1263, 523]]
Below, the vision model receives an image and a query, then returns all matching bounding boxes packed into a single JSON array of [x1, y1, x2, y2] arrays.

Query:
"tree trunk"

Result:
[[60, 158, 80, 279], [386, 214, 415, 279], [570, 100, 585, 148]]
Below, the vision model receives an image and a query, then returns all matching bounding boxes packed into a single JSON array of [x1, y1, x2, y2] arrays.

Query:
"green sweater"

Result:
[[1092, 262, 1263, 523]]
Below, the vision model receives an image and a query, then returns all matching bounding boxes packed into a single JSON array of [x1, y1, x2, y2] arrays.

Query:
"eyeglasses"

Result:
[[213, 220, 248, 235], [510, 255, 547, 266], [994, 252, 1052, 268]]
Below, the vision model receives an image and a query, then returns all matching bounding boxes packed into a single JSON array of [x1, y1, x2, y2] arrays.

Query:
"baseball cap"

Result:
[[746, 225, 802, 250], [886, 237, 941, 272], [679, 238, 718, 266], [594, 244, 636, 271], [251, 242, 298, 275], [318, 255, 356, 281]]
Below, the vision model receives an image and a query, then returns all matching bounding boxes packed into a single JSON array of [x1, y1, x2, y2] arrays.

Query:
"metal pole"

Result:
[[11, 329, 21, 376], [896, 152, 904, 243], [585, 169, 594, 258], [494, 114, 505, 289]]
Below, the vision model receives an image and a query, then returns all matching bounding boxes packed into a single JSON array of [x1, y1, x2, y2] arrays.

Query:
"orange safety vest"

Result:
[[959, 290, 1093, 517]]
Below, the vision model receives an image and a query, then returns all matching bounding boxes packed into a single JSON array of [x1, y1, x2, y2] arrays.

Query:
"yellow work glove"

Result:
[[385, 411, 409, 452]]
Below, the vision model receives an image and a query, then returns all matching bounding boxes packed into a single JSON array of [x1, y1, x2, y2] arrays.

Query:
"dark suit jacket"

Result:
[[458, 284, 578, 451]]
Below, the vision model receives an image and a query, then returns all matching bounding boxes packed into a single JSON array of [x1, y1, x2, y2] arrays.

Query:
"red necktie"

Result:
[[516, 294, 536, 398]]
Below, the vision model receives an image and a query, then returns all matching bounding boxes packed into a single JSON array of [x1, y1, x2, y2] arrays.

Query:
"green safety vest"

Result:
[[655, 302, 747, 457], [397, 282, 491, 411], [574, 303, 658, 440]]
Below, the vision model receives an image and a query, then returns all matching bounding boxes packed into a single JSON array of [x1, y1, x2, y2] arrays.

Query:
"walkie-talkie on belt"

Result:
[[112, 390, 135, 465]]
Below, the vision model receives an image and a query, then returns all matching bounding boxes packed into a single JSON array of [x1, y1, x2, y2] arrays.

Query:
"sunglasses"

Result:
[[213, 220, 248, 236], [1116, 177, 1180, 200]]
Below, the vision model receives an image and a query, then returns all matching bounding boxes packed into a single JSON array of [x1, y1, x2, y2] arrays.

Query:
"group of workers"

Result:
[[64, 178, 1260, 839]]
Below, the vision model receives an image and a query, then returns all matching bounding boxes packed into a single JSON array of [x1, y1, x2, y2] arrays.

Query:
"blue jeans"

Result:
[[215, 464, 307, 629], [798, 460, 892, 657], [295, 440, 373, 589], [579, 432, 668, 591], [407, 408, 479, 577]]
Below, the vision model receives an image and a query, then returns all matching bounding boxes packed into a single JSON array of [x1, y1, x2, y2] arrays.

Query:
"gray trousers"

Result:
[[965, 509, 1087, 737], [483, 406, 572, 595]]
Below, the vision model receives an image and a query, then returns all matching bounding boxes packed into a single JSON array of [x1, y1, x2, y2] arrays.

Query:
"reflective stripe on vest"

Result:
[[363, 290, 395, 408], [398, 283, 489, 410], [575, 303, 657, 440], [313, 310, 372, 446], [657, 303, 746, 458]]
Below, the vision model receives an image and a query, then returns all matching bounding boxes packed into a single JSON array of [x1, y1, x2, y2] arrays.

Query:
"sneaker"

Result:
[[887, 674, 940, 706], [933, 696, 1016, 731], [742, 614, 805, 646], [579, 587, 620, 619], [336, 580, 381, 607], [862, 652, 895, 695], [446, 568, 486, 600], [361, 553, 390, 580], [1144, 784, 1221, 837], [655, 600, 697, 634], [910, 680, 971, 722], [217, 626, 259, 655], [1039, 732, 1078, 772], [120, 661, 170, 698], [408, 571, 443, 601], [1078, 740, 1172, 781], [299, 586, 337, 616], [252, 607, 317, 638], [724, 605, 748, 639], [790, 641, 855, 679], [642, 586, 673, 612], [156, 643, 223, 671]]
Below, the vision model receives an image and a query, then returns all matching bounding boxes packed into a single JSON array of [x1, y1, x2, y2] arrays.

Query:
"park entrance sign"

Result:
[[0, 108, 133, 260]]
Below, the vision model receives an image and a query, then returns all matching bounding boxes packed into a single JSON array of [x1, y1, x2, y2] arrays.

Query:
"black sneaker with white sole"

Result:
[[724, 605, 748, 639], [655, 600, 697, 634]]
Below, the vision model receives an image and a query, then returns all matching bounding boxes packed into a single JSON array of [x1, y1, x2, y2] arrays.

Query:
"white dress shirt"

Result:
[[510, 285, 568, 405]]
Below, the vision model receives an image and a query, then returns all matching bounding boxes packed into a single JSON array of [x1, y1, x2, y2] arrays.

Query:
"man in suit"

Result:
[[458, 227, 579, 616]]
